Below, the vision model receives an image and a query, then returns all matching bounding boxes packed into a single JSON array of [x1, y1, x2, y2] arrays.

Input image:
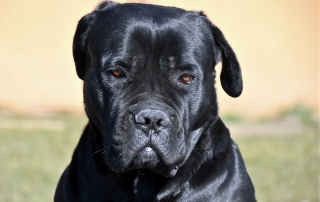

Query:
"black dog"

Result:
[[55, 1, 256, 201]]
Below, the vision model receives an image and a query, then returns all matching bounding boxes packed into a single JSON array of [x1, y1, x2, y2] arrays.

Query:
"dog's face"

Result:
[[73, 2, 242, 177]]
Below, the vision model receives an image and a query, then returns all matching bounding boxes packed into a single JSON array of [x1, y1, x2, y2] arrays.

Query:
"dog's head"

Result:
[[73, 1, 242, 177]]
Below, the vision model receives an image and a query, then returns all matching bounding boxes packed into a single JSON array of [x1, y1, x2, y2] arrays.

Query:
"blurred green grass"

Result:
[[0, 111, 88, 202], [0, 107, 318, 202], [235, 129, 318, 202]]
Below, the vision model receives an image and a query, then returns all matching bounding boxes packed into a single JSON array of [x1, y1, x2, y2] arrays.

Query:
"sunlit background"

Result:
[[0, 0, 318, 201]]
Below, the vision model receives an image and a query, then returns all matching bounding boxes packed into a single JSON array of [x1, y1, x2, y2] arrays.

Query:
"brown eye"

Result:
[[111, 68, 124, 77], [180, 74, 194, 84]]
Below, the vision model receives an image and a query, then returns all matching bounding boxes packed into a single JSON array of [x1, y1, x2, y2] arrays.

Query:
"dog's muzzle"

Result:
[[119, 105, 182, 176]]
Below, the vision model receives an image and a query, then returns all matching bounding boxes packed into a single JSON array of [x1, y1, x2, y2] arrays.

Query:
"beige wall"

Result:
[[0, 0, 318, 117]]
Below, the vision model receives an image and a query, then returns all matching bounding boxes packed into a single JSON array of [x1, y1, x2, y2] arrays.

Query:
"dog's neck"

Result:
[[68, 117, 230, 201]]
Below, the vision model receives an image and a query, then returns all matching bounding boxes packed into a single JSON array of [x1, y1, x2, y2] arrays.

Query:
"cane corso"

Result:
[[54, 1, 256, 201]]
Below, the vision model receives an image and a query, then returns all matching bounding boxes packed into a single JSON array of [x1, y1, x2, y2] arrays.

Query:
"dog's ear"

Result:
[[73, 1, 119, 80], [73, 13, 95, 80], [211, 24, 243, 98]]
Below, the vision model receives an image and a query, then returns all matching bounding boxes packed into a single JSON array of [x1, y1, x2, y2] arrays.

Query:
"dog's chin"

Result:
[[128, 147, 172, 177], [131, 147, 161, 169], [133, 146, 184, 177], [106, 147, 180, 178]]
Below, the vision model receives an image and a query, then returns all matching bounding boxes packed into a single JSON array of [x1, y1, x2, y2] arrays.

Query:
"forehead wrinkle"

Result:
[[98, 14, 209, 73], [120, 17, 193, 49]]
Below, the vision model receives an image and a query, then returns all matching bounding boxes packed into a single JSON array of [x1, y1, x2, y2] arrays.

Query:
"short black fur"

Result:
[[55, 1, 255, 201]]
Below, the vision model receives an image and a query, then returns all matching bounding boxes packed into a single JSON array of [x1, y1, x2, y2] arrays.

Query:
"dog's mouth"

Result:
[[132, 145, 183, 177], [131, 146, 161, 169], [108, 144, 181, 178]]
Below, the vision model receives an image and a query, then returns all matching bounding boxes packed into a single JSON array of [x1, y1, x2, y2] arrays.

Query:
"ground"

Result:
[[0, 106, 318, 202]]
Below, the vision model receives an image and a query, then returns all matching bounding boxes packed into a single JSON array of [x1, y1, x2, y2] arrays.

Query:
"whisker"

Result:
[[86, 143, 105, 155], [96, 149, 108, 160], [90, 145, 112, 155], [192, 149, 202, 156]]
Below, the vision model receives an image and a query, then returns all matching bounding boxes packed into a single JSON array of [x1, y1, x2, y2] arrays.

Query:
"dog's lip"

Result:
[[133, 145, 183, 177], [108, 143, 185, 177], [113, 128, 185, 166], [111, 144, 162, 170], [106, 126, 187, 174]]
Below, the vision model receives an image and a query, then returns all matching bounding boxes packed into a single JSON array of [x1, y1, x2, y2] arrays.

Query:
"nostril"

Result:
[[158, 117, 169, 127], [144, 118, 150, 125], [156, 119, 163, 126]]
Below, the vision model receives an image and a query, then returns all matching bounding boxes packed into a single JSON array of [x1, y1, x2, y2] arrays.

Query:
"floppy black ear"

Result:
[[211, 25, 243, 98], [73, 13, 95, 80], [73, 1, 119, 80]]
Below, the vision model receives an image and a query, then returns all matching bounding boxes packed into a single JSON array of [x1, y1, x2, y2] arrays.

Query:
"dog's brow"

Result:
[[168, 57, 175, 68], [101, 54, 112, 68], [101, 55, 132, 69], [176, 64, 198, 71]]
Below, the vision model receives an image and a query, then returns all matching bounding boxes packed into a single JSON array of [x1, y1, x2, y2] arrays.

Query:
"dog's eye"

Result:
[[111, 68, 125, 78], [180, 74, 194, 84]]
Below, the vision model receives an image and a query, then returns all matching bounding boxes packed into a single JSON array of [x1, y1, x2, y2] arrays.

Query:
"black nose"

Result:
[[134, 109, 170, 131]]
